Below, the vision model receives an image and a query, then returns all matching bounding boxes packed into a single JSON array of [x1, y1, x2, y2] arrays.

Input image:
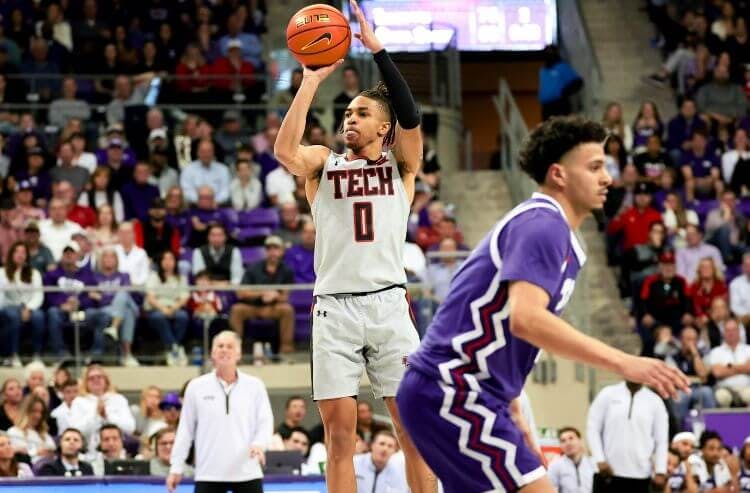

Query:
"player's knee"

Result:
[[325, 428, 355, 461]]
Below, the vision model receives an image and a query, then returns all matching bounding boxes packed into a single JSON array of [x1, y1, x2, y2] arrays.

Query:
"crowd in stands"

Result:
[[590, 1, 750, 444]]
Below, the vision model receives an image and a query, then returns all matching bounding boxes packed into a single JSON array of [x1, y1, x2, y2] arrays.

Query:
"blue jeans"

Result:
[[47, 306, 110, 356], [99, 292, 139, 344], [148, 309, 189, 348], [672, 384, 717, 428], [0, 306, 45, 356]]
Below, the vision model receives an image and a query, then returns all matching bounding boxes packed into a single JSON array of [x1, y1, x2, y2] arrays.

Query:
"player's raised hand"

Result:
[[350, 0, 384, 53], [620, 354, 691, 399], [302, 59, 345, 85]]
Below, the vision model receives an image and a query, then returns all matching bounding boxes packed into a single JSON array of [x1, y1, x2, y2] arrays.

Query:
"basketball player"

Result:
[[274, 1, 433, 492], [396, 116, 692, 493]]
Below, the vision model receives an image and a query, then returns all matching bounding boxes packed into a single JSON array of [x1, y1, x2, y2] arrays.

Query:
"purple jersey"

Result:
[[93, 271, 131, 306], [407, 193, 585, 403]]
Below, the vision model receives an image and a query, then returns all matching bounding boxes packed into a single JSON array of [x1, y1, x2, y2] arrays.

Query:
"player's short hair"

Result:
[[699, 430, 722, 449], [518, 115, 607, 185], [557, 426, 581, 439]]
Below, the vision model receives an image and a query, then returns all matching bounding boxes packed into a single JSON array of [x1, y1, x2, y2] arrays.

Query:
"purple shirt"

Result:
[[681, 150, 720, 179], [121, 181, 160, 221], [284, 245, 315, 283], [408, 194, 585, 403], [93, 271, 131, 305], [43, 266, 96, 308], [185, 207, 228, 248]]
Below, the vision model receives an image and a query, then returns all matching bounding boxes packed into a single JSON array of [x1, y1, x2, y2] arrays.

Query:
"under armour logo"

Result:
[[317, 310, 327, 317]]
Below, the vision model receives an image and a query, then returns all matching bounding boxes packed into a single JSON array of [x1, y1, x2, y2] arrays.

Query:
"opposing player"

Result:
[[396, 116, 691, 493], [273, 1, 434, 492]]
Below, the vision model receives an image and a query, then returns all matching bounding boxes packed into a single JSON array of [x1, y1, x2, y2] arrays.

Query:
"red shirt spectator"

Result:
[[67, 204, 96, 228], [175, 44, 211, 95], [417, 216, 464, 251], [211, 40, 255, 93], [638, 250, 694, 334], [607, 182, 662, 251], [689, 257, 728, 320]]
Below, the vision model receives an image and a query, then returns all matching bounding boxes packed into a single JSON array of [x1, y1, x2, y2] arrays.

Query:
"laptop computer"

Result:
[[264, 451, 304, 474]]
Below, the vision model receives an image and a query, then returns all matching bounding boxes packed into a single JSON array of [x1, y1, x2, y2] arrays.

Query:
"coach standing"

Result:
[[167, 331, 274, 493]]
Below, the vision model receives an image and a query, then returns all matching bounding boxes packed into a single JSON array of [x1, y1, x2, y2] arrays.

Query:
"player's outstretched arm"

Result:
[[274, 61, 343, 177], [507, 281, 691, 399], [350, 0, 422, 177]]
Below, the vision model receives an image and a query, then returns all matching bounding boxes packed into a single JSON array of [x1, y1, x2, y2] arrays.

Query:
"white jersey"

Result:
[[311, 150, 409, 295]]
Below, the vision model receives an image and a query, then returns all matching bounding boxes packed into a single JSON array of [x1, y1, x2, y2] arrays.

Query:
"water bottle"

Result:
[[689, 408, 705, 438], [253, 342, 264, 366], [191, 346, 203, 367]]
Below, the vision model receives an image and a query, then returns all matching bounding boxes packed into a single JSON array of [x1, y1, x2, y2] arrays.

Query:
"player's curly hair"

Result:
[[518, 115, 607, 185], [359, 81, 397, 147]]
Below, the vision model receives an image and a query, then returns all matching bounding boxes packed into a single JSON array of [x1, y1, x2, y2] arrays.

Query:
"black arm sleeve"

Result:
[[373, 49, 421, 129]]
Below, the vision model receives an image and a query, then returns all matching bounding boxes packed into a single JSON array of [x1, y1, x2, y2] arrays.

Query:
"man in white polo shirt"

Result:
[[167, 331, 273, 493], [548, 426, 596, 493], [708, 318, 750, 407]]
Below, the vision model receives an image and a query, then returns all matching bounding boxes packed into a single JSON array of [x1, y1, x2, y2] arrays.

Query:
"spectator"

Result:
[[105, 75, 148, 127], [150, 427, 193, 477], [275, 200, 304, 246], [88, 424, 130, 476], [37, 428, 94, 476], [187, 270, 225, 339], [230, 159, 263, 211], [230, 235, 295, 355], [705, 190, 746, 264], [587, 381, 669, 493], [185, 186, 227, 249], [353, 429, 408, 493], [167, 331, 273, 493], [146, 251, 190, 367], [279, 426, 315, 470], [604, 162, 639, 220], [21, 37, 61, 102], [0, 241, 44, 367], [0, 378, 22, 431], [633, 135, 673, 183], [333, 66, 362, 133], [211, 38, 258, 104], [113, 222, 150, 286], [276, 396, 307, 441], [99, 138, 133, 191], [70, 132, 97, 174], [78, 167, 126, 224], [5, 180, 46, 247], [688, 431, 734, 491], [676, 224, 725, 283], [50, 143, 89, 195], [356, 401, 389, 444], [723, 128, 750, 189], [215, 111, 250, 165], [424, 237, 464, 304], [602, 102, 634, 151], [666, 98, 706, 164], [180, 140, 231, 205], [192, 223, 243, 284], [69, 365, 135, 451], [284, 220, 315, 283], [667, 325, 716, 427], [50, 379, 78, 434], [218, 13, 263, 69], [707, 297, 748, 350], [607, 181, 662, 253], [624, 221, 667, 295], [148, 149, 178, 198], [0, 431, 33, 478], [24, 221, 54, 273], [665, 447, 698, 493], [270, 69, 303, 114], [159, 393, 182, 431], [90, 248, 140, 367], [731, 253, 750, 328], [708, 318, 750, 407], [689, 258, 728, 328], [134, 198, 180, 261], [121, 162, 160, 221], [44, 242, 102, 357], [680, 129, 723, 202], [7, 394, 55, 463], [48, 78, 90, 129], [264, 156, 296, 206], [639, 250, 693, 354], [39, 198, 83, 261], [174, 43, 211, 97], [537, 45, 582, 120], [130, 386, 165, 440], [632, 101, 664, 152], [696, 64, 748, 130], [54, 180, 95, 229], [547, 426, 596, 493], [661, 192, 698, 249], [165, 187, 190, 246], [14, 146, 51, 209], [88, 204, 119, 251]]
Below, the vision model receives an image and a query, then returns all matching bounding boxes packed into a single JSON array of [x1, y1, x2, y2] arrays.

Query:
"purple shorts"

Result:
[[396, 368, 545, 493]]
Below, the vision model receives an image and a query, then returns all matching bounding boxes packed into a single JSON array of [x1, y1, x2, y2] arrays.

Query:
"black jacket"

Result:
[[37, 457, 94, 477]]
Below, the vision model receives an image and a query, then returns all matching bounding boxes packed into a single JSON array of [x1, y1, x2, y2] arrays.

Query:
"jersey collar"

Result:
[[531, 192, 587, 266]]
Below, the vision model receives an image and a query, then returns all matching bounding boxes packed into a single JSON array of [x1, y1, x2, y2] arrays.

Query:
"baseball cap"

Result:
[[63, 241, 80, 253], [17, 180, 33, 191], [658, 250, 675, 264], [223, 110, 241, 122], [634, 181, 653, 195], [159, 392, 182, 410], [149, 128, 167, 142], [671, 431, 696, 445], [24, 220, 39, 232], [108, 138, 123, 148], [264, 235, 284, 248], [227, 39, 242, 50]]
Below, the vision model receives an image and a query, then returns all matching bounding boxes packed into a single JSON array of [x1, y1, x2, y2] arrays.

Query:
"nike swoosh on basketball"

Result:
[[301, 32, 332, 51]]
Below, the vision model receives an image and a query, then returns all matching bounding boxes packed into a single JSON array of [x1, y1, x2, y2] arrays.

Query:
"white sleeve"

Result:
[[113, 192, 125, 223], [180, 167, 198, 204], [652, 397, 669, 475], [132, 251, 151, 285], [214, 166, 231, 204], [26, 270, 44, 311], [230, 249, 244, 285], [170, 382, 197, 475], [68, 397, 100, 439], [105, 394, 135, 435], [250, 380, 274, 450], [586, 388, 608, 464], [192, 249, 205, 276], [730, 280, 744, 316], [7, 427, 27, 451]]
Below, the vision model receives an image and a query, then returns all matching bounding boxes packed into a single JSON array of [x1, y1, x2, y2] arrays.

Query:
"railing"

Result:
[[557, 0, 603, 117]]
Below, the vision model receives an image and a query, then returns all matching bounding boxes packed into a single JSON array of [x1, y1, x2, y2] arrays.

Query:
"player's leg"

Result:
[[383, 396, 438, 493], [317, 397, 358, 493]]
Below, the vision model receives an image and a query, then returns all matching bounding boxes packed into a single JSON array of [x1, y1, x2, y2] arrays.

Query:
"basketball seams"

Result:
[[288, 30, 351, 56], [286, 24, 350, 43]]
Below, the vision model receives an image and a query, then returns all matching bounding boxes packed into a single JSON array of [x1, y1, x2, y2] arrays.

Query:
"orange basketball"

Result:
[[286, 4, 351, 68]]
